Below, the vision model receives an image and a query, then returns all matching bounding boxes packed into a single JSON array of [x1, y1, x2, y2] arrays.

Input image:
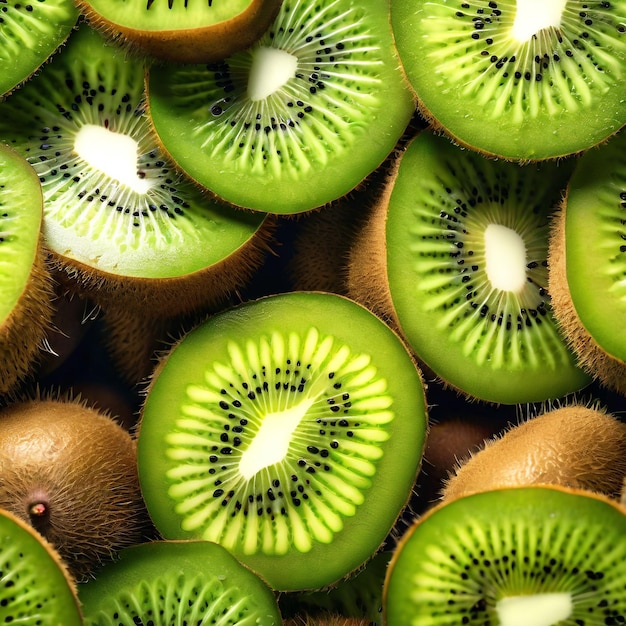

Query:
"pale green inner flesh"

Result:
[[247, 47, 299, 102], [484, 223, 527, 292], [496, 593, 573, 626], [85, 0, 253, 30], [511, 0, 567, 42], [165, 327, 394, 557], [0, 147, 42, 325]]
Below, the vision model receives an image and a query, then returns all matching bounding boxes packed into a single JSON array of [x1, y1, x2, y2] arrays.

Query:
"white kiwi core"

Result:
[[511, 0, 567, 42], [247, 46, 298, 102], [73, 123, 153, 194], [238, 397, 315, 480], [484, 223, 527, 292], [496, 593, 573, 625]]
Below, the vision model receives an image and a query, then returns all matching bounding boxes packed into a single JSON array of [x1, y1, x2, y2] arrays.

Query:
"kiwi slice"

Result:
[[0, 142, 55, 396], [349, 130, 590, 405], [384, 485, 626, 625], [0, 397, 151, 581], [441, 403, 626, 502], [390, 0, 626, 161], [0, 0, 78, 98], [0, 23, 272, 319], [146, 0, 415, 214], [77, 0, 283, 63], [137, 291, 427, 591], [79, 540, 282, 626], [0, 508, 82, 625], [548, 129, 626, 394]]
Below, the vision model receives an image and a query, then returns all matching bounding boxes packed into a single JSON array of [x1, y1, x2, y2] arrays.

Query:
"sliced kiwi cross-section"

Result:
[[384, 485, 626, 625], [390, 0, 626, 161], [146, 0, 415, 214], [138, 291, 427, 591]]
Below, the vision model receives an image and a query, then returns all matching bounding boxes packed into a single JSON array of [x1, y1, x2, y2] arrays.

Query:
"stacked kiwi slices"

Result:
[[138, 291, 428, 591]]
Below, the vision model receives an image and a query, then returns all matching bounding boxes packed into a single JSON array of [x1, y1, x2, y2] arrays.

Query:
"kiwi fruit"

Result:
[[77, 0, 283, 64], [347, 130, 590, 405], [146, 0, 415, 214], [384, 484, 626, 625], [0, 396, 151, 581], [0, 142, 55, 397], [79, 540, 283, 626], [548, 129, 626, 395], [0, 507, 83, 625], [0, 0, 78, 98], [441, 403, 626, 502], [137, 291, 427, 592], [283, 615, 372, 626], [390, 0, 626, 161]]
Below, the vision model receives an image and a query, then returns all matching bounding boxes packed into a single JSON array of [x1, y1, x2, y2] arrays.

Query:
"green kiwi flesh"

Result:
[[0, 25, 268, 299], [391, 0, 626, 161], [384, 485, 626, 625], [383, 131, 590, 404], [549, 129, 626, 389], [77, 0, 283, 63], [146, 0, 415, 214], [0, 0, 78, 98], [138, 291, 427, 591], [0, 508, 83, 625], [78, 540, 282, 626]]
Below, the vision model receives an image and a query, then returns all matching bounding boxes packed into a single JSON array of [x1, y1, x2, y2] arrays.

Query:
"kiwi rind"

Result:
[[384, 485, 626, 624], [390, 0, 626, 161], [78, 539, 283, 626], [137, 291, 427, 592]]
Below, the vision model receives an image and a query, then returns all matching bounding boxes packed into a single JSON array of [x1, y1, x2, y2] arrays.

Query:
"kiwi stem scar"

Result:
[[28, 502, 48, 517], [511, 0, 567, 42]]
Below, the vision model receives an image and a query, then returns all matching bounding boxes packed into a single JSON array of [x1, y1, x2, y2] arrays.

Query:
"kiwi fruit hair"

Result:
[[0, 507, 83, 625], [137, 291, 427, 592], [390, 0, 626, 161], [441, 402, 626, 503], [0, 396, 151, 581], [283, 615, 373, 626], [548, 129, 626, 395], [77, 0, 283, 64], [384, 484, 626, 625], [347, 130, 590, 405]]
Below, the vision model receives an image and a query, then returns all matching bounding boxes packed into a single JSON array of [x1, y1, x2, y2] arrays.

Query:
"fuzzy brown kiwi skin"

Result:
[[77, 0, 283, 64], [283, 614, 373, 626], [0, 397, 153, 582], [440, 403, 626, 503], [548, 202, 626, 395]]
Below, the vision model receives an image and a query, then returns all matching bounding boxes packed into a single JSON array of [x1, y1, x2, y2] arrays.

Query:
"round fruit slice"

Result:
[[78, 0, 282, 63], [370, 131, 589, 404], [384, 485, 626, 625], [146, 0, 415, 214], [79, 540, 282, 626], [138, 291, 427, 591], [391, 0, 626, 161], [0, 508, 82, 625]]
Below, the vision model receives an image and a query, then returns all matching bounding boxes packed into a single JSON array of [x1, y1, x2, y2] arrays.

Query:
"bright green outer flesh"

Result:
[[146, 0, 415, 214], [0, 143, 43, 326], [390, 0, 626, 161], [138, 291, 427, 591], [0, 24, 265, 279], [384, 486, 626, 625], [564, 129, 626, 362], [0, 0, 78, 98], [79, 540, 282, 626], [385, 131, 590, 404], [0, 509, 82, 626], [83, 0, 258, 30]]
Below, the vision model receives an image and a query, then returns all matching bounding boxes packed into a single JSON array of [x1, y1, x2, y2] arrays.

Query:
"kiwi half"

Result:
[[384, 485, 626, 625], [137, 291, 427, 591], [79, 540, 282, 626], [0, 143, 55, 396], [146, 0, 415, 214], [548, 129, 626, 395], [77, 0, 283, 63], [0, 0, 78, 98], [0, 508, 83, 625], [390, 0, 626, 161], [348, 130, 590, 405]]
